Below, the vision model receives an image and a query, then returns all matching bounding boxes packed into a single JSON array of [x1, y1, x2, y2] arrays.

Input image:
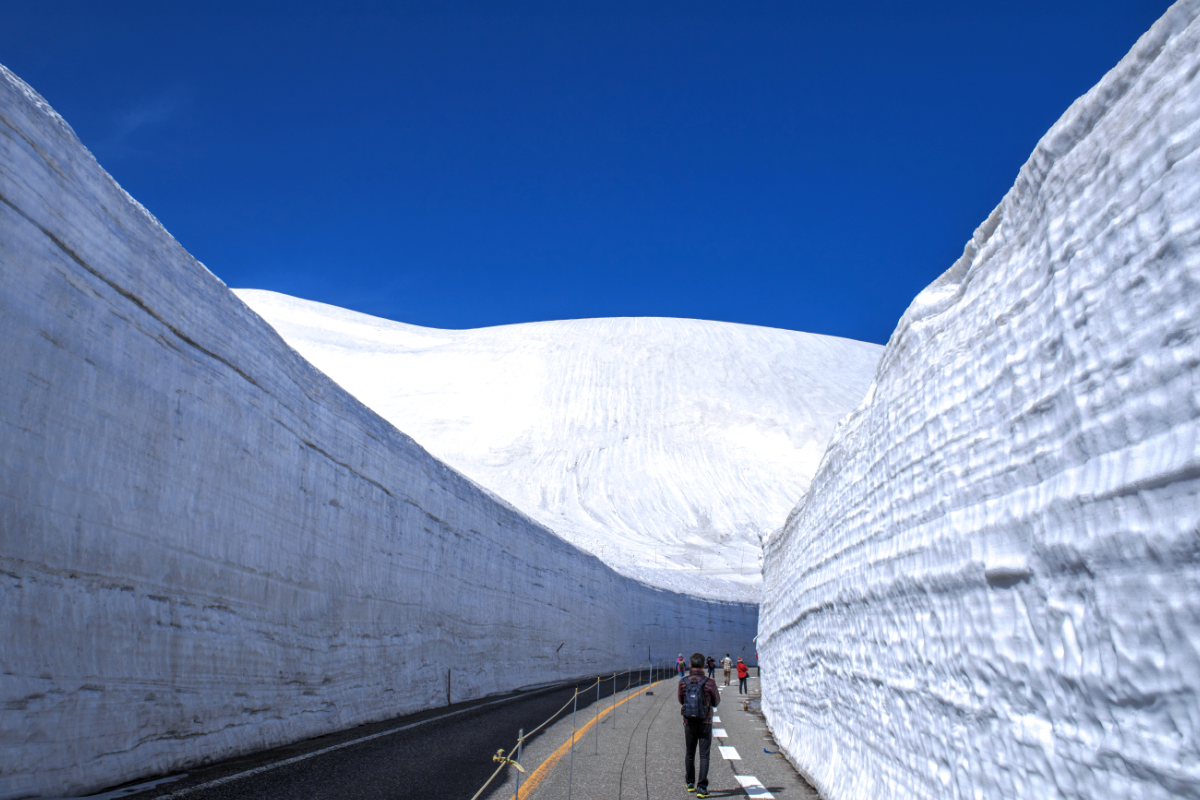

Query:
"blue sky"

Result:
[[2, 0, 1171, 343]]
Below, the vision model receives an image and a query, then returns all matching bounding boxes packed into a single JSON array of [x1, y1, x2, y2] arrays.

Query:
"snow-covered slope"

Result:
[[0, 65, 757, 800], [759, 3, 1200, 799], [233, 292, 882, 601]]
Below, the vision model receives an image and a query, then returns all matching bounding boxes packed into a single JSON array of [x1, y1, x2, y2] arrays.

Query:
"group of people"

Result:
[[675, 652, 749, 692], [674, 652, 754, 796]]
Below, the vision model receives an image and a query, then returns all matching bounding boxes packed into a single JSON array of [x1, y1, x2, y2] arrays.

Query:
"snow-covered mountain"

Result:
[[234, 291, 883, 601], [759, 3, 1200, 799]]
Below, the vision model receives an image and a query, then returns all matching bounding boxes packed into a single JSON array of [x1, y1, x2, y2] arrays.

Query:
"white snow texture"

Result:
[[759, 3, 1200, 799], [0, 66, 756, 799], [232, 291, 882, 603]]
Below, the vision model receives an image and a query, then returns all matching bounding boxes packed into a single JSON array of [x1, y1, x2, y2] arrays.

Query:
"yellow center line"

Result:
[[506, 679, 666, 800]]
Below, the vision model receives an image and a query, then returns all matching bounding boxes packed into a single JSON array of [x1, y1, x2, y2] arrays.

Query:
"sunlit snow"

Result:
[[235, 291, 882, 602]]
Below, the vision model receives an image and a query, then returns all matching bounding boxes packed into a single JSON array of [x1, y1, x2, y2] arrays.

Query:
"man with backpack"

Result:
[[678, 652, 720, 797]]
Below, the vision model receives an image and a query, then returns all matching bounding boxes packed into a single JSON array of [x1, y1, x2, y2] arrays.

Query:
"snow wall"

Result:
[[759, 4, 1200, 799], [0, 66, 757, 800]]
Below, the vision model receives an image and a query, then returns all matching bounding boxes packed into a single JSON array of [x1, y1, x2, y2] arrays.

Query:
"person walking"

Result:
[[677, 654, 686, 678], [679, 652, 720, 797], [721, 653, 732, 686], [736, 657, 749, 694], [706, 655, 716, 679]]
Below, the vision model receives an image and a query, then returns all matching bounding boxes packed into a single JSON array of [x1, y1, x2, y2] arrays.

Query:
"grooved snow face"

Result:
[[757, 4, 1200, 799], [235, 291, 881, 601]]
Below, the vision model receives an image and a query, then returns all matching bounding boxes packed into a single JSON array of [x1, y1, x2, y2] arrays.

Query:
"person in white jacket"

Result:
[[721, 654, 732, 686]]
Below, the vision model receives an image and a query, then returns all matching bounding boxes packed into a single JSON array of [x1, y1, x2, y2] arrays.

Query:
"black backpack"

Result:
[[681, 674, 710, 720]]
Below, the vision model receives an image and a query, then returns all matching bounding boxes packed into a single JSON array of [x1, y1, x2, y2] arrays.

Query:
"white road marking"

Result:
[[712, 715, 721, 722], [735, 775, 775, 798], [718, 746, 742, 760], [713, 728, 728, 738]]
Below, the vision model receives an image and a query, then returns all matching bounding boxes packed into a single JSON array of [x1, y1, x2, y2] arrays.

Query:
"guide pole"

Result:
[[612, 672, 617, 726], [516, 729, 523, 800], [568, 689, 577, 800], [595, 677, 600, 754]]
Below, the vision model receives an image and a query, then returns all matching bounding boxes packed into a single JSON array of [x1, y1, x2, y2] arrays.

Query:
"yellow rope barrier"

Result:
[[463, 669, 658, 800], [467, 753, 511, 800], [521, 689, 582, 740], [501, 679, 662, 800]]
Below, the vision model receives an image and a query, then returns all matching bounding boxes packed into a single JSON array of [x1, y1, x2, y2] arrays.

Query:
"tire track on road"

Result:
[[642, 680, 673, 800], [616, 679, 665, 800]]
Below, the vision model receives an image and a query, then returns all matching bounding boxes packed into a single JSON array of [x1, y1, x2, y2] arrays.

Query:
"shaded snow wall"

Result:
[[0, 66, 757, 800], [759, 4, 1200, 799]]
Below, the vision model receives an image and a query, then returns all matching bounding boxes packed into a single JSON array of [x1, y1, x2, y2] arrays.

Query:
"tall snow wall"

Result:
[[759, 3, 1200, 799], [0, 66, 757, 800]]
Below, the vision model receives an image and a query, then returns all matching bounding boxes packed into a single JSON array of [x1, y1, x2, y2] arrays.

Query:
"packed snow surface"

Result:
[[759, 3, 1200, 799], [234, 291, 882, 602], [0, 65, 757, 800]]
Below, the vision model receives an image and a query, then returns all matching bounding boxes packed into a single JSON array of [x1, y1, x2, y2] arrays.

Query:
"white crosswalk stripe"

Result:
[[718, 745, 741, 760], [712, 728, 728, 738]]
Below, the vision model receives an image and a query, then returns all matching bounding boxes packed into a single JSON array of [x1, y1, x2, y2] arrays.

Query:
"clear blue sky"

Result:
[[2, 1, 1171, 344]]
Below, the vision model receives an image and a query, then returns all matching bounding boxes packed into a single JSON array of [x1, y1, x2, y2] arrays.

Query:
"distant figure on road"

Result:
[[706, 655, 716, 679], [679, 652, 720, 797], [737, 657, 749, 693], [677, 653, 686, 677], [721, 654, 733, 686]]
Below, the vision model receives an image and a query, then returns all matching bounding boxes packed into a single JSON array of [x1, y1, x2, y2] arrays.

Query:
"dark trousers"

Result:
[[739, 675, 748, 693], [684, 720, 713, 790]]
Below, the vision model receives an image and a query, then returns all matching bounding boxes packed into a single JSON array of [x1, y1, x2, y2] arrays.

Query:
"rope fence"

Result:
[[466, 661, 679, 800]]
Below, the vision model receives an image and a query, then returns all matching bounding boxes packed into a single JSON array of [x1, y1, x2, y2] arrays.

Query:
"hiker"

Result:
[[706, 655, 716, 679], [721, 653, 732, 686], [737, 657, 749, 693], [679, 652, 720, 797], [677, 653, 686, 677]]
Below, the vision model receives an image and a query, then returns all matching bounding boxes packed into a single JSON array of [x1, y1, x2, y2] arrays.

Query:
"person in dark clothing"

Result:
[[706, 655, 716, 679], [678, 652, 720, 797]]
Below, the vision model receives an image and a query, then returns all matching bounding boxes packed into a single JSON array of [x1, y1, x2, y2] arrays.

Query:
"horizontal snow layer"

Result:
[[233, 292, 882, 603], [0, 66, 757, 800], [759, 4, 1200, 799]]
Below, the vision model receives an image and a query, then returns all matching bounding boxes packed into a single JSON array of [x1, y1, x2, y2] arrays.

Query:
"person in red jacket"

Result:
[[678, 653, 720, 797], [736, 657, 750, 694]]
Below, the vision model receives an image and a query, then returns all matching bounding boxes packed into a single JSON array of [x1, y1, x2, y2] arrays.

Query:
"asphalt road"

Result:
[[513, 669, 820, 800], [83, 669, 818, 800]]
